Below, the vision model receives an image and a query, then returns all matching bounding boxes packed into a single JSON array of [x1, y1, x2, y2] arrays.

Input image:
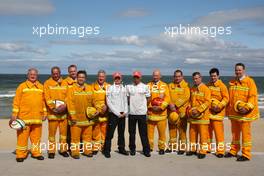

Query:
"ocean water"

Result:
[[0, 74, 263, 118]]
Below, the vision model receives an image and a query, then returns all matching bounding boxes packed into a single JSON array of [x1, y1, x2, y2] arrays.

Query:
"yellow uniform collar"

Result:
[[75, 83, 88, 92], [208, 79, 222, 87], [48, 77, 63, 86], [171, 80, 187, 88], [65, 76, 76, 85], [26, 80, 41, 88], [93, 81, 107, 91]]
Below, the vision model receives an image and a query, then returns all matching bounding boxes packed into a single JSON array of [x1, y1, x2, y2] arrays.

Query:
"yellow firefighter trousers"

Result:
[[92, 121, 107, 151], [168, 118, 187, 151], [208, 120, 225, 154], [71, 125, 93, 156], [48, 119, 68, 153], [229, 120, 252, 159], [189, 124, 209, 154], [147, 119, 167, 150], [16, 124, 42, 158]]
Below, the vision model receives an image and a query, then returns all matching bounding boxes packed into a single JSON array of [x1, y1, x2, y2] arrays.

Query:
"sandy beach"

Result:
[[0, 118, 264, 176]]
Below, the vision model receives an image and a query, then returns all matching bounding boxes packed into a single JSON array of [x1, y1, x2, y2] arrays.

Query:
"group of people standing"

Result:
[[10, 63, 259, 162]]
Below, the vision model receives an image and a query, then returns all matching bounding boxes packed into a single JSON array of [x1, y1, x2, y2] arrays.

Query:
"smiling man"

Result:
[[167, 70, 190, 155], [127, 71, 151, 157], [103, 72, 129, 158], [64, 64, 78, 152], [91, 70, 110, 154], [207, 68, 229, 158], [10, 68, 47, 162], [64, 65, 78, 88], [67, 70, 97, 159], [225, 63, 259, 161], [44, 66, 68, 159], [187, 72, 211, 159], [147, 69, 170, 155]]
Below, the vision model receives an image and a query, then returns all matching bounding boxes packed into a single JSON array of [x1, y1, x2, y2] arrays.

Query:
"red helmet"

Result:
[[151, 97, 164, 106]]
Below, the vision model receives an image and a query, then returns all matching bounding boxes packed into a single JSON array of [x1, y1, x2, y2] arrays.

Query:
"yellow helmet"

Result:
[[168, 111, 179, 124], [234, 101, 250, 113], [94, 101, 105, 112], [86, 107, 97, 119], [211, 98, 221, 109]]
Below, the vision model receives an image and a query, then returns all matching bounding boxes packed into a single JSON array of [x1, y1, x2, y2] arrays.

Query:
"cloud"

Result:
[[184, 58, 202, 64], [0, 0, 54, 15], [50, 35, 146, 46], [1, 33, 264, 75], [194, 6, 264, 26], [70, 49, 162, 61], [0, 42, 47, 54], [117, 8, 149, 18], [117, 35, 145, 46], [50, 33, 246, 51], [60, 33, 264, 75]]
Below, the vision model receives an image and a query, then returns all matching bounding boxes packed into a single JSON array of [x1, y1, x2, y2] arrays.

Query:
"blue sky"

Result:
[[0, 0, 264, 76]]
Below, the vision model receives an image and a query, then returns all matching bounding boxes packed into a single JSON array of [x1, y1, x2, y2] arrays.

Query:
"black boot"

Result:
[[177, 150, 185, 155], [130, 150, 136, 156], [31, 155, 44, 160], [224, 152, 236, 158], [118, 149, 129, 156], [59, 152, 69, 157], [165, 149, 172, 153], [48, 153, 55, 159], [143, 151, 151, 157], [16, 158, 25, 162], [216, 153, 224, 158], [92, 151, 98, 155], [159, 150, 165, 155], [197, 153, 206, 159], [103, 151, 111, 158], [186, 151, 196, 156], [237, 156, 250, 162], [82, 153, 93, 158]]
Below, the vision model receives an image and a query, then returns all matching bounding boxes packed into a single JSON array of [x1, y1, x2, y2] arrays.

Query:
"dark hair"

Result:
[[51, 66, 60, 73], [174, 69, 183, 76], [209, 68, 219, 76], [77, 70, 87, 77], [68, 64, 77, 71], [192, 72, 201, 77], [235, 63, 245, 70]]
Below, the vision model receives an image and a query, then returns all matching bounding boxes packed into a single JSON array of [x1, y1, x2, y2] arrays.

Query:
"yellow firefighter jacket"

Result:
[[189, 83, 211, 124], [207, 79, 229, 120], [147, 80, 170, 121], [44, 77, 67, 120], [168, 80, 190, 118], [12, 80, 47, 125], [91, 81, 110, 123], [227, 76, 259, 122], [64, 76, 77, 88], [67, 83, 95, 126]]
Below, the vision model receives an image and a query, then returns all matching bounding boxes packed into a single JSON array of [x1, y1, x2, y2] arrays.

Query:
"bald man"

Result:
[[147, 69, 170, 154]]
